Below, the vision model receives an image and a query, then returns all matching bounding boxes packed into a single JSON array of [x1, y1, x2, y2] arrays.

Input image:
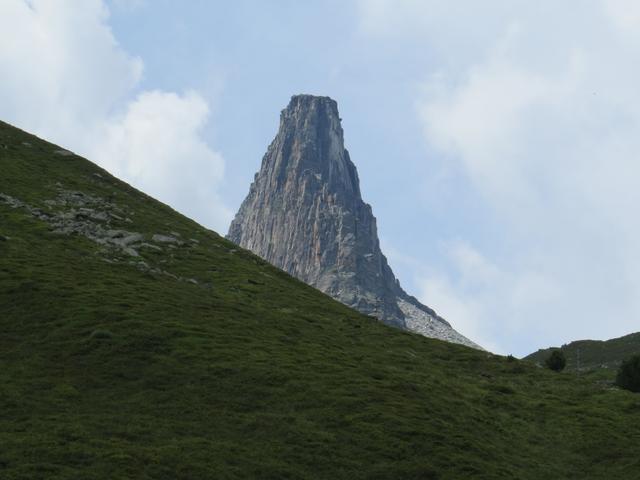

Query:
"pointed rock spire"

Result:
[[228, 95, 481, 349]]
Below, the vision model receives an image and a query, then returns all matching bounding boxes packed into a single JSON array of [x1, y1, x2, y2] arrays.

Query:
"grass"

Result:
[[525, 332, 640, 383], [1, 120, 640, 479]]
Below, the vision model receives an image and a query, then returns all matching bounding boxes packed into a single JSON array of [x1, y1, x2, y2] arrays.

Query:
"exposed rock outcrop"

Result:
[[0, 188, 200, 285], [228, 95, 481, 349]]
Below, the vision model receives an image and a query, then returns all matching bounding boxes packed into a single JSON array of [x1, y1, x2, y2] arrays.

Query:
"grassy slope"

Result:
[[525, 332, 640, 383], [1, 120, 639, 479]]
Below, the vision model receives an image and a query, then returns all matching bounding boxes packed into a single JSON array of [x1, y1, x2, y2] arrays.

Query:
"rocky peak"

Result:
[[263, 95, 360, 198], [228, 94, 481, 349]]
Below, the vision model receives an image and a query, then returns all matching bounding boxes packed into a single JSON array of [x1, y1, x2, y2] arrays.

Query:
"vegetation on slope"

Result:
[[616, 355, 640, 393], [1, 121, 640, 479], [525, 332, 640, 381]]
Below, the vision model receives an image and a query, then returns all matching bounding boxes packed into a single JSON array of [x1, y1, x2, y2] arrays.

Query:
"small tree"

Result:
[[545, 350, 566, 372], [616, 354, 640, 393]]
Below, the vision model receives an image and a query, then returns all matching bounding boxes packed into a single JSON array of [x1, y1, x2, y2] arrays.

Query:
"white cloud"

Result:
[[416, 241, 562, 355], [92, 90, 231, 228], [0, 0, 142, 137], [359, 1, 640, 354], [0, 0, 230, 231], [605, 0, 640, 35], [109, 0, 147, 12]]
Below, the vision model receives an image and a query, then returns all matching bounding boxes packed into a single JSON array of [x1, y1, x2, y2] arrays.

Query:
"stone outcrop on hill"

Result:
[[228, 95, 480, 349], [0, 186, 200, 285]]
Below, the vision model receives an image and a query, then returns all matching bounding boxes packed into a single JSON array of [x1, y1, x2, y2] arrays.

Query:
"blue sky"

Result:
[[2, 0, 640, 355]]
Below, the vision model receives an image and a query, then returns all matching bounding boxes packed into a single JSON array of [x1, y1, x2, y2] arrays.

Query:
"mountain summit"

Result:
[[228, 95, 479, 349]]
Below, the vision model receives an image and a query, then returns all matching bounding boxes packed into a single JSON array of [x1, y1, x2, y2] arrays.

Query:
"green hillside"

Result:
[[1, 120, 639, 479], [525, 332, 640, 379]]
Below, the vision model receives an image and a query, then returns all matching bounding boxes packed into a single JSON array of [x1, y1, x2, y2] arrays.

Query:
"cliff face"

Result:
[[228, 95, 480, 349]]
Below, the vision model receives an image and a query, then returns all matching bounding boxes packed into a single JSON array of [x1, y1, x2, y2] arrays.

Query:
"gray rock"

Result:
[[152, 234, 182, 245], [3, 189, 150, 260], [228, 94, 481, 349], [139, 242, 162, 251], [89, 211, 109, 222], [122, 247, 139, 257], [53, 149, 74, 156], [106, 229, 129, 239], [115, 233, 144, 247], [0, 193, 24, 208]]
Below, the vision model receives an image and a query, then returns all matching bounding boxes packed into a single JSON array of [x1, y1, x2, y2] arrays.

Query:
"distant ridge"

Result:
[[525, 331, 640, 372], [228, 95, 480, 349]]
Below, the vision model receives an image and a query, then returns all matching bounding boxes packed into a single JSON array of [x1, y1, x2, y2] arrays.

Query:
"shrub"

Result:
[[616, 354, 640, 393], [545, 350, 566, 372]]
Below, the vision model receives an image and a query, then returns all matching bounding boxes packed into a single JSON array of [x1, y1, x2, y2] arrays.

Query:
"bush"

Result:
[[545, 350, 566, 372], [616, 354, 640, 393]]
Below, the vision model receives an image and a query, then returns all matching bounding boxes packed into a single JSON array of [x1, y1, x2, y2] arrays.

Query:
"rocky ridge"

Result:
[[228, 95, 480, 349]]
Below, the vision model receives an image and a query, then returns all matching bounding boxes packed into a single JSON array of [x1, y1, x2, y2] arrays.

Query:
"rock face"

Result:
[[228, 95, 480, 349]]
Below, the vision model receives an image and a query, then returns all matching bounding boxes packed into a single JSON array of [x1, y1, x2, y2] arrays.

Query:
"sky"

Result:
[[2, 0, 639, 356]]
